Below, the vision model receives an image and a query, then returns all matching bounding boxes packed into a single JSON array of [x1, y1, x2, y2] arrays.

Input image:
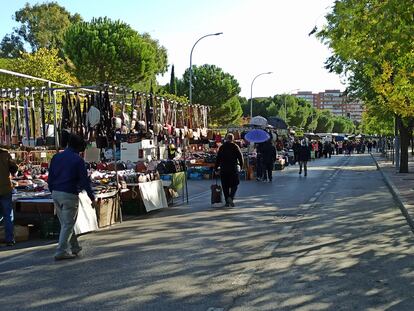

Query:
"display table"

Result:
[[123, 180, 168, 213], [13, 190, 120, 235]]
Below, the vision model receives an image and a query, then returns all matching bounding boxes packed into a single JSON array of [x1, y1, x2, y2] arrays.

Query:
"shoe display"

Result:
[[54, 253, 76, 261]]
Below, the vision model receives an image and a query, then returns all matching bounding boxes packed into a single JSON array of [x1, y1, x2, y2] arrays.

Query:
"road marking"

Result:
[[309, 197, 317, 203], [207, 308, 224, 311], [315, 191, 321, 196], [281, 226, 293, 233], [320, 187, 326, 191], [300, 203, 312, 210]]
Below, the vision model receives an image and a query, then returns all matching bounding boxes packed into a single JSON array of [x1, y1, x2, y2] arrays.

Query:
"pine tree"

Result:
[[169, 64, 177, 95]]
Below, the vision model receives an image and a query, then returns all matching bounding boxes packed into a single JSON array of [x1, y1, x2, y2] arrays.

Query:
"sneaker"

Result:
[[6, 240, 15, 247], [228, 197, 235, 207], [71, 247, 82, 256], [54, 253, 76, 261]]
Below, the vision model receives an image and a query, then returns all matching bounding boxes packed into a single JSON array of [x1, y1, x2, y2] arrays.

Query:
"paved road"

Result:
[[1, 154, 414, 310]]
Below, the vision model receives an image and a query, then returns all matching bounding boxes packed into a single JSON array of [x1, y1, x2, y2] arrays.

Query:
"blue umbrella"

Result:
[[244, 129, 270, 143]]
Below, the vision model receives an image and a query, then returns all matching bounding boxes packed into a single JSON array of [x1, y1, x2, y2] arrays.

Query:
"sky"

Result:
[[0, 0, 346, 98]]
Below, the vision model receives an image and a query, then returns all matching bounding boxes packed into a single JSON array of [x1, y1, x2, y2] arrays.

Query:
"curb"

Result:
[[371, 153, 414, 233]]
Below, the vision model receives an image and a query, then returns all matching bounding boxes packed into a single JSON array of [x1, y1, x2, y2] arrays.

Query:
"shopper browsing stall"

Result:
[[214, 133, 244, 207], [0, 148, 18, 246], [48, 134, 95, 261]]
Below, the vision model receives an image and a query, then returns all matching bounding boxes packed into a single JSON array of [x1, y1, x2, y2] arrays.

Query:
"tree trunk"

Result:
[[398, 115, 409, 173]]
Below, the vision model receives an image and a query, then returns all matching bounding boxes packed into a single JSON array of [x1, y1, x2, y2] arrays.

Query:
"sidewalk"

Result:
[[372, 152, 414, 232]]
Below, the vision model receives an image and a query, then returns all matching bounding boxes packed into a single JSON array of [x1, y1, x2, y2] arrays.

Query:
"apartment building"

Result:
[[293, 90, 363, 122]]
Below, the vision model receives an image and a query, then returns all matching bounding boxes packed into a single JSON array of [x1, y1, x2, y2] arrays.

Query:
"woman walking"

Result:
[[215, 133, 244, 207], [298, 139, 311, 177]]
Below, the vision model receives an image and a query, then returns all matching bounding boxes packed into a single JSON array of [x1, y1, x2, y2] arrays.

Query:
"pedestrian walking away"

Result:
[[261, 139, 276, 182], [48, 134, 95, 260], [214, 133, 244, 207], [0, 148, 18, 246], [298, 139, 311, 177], [292, 139, 301, 165], [255, 142, 264, 181]]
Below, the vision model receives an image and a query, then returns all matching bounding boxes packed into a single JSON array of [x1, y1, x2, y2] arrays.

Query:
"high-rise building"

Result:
[[292, 90, 364, 122]]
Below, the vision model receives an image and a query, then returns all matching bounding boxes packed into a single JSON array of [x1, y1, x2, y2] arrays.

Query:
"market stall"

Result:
[[1, 70, 210, 240]]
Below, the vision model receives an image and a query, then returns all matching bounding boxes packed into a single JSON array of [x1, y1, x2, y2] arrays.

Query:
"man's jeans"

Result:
[[52, 191, 80, 256], [0, 192, 14, 243]]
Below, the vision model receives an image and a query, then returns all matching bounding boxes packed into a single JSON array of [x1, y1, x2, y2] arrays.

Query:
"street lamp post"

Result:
[[250, 72, 272, 119], [185, 32, 222, 204], [189, 32, 223, 106]]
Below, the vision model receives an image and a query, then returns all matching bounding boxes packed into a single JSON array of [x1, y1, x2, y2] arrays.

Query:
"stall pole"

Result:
[[183, 137, 189, 204], [52, 89, 59, 149]]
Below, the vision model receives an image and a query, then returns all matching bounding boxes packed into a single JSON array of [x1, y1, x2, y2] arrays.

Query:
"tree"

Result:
[[179, 64, 242, 126], [315, 110, 335, 133], [0, 48, 77, 88], [2, 2, 81, 55], [169, 64, 177, 95], [318, 0, 414, 172], [360, 110, 394, 136], [332, 116, 355, 133], [64, 17, 168, 86], [0, 33, 25, 58]]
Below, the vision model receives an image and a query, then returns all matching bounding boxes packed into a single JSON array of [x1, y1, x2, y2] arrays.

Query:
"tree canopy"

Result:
[[0, 2, 82, 57], [0, 48, 77, 88], [317, 0, 414, 171], [64, 17, 168, 86], [178, 64, 242, 126]]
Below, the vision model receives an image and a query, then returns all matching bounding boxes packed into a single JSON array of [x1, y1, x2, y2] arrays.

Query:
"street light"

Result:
[[185, 32, 222, 204], [250, 72, 272, 119], [189, 32, 223, 106], [283, 88, 300, 123]]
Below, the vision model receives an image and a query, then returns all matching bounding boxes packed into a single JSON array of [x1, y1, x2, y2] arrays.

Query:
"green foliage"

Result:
[[169, 64, 177, 95], [179, 64, 242, 126], [0, 34, 25, 58], [318, 0, 414, 117], [64, 17, 168, 86], [6, 2, 81, 53], [305, 109, 320, 132], [0, 48, 77, 88], [360, 110, 394, 136], [332, 116, 355, 133], [315, 110, 335, 133]]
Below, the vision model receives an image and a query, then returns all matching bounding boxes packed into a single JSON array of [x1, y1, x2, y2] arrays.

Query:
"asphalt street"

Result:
[[1, 154, 414, 311]]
